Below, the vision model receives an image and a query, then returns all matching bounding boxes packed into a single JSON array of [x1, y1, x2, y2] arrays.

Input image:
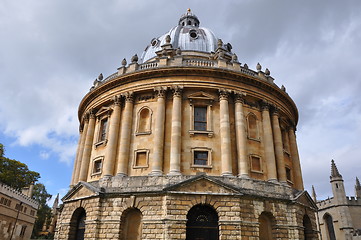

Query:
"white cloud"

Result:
[[1, 0, 360, 199]]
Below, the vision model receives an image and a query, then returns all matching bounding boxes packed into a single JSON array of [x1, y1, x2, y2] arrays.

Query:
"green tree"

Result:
[[0, 144, 40, 190], [0, 144, 54, 239], [32, 183, 53, 239]]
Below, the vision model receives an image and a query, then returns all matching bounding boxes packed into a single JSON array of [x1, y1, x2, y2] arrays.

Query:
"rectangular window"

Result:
[[30, 210, 35, 216], [0, 197, 4, 205], [93, 159, 102, 174], [194, 107, 207, 131], [251, 155, 262, 172], [133, 150, 149, 168], [135, 152, 147, 167], [286, 167, 292, 181], [20, 225, 27, 237], [194, 151, 208, 166], [98, 118, 108, 142]]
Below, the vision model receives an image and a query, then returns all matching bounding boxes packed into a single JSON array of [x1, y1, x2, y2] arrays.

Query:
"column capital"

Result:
[[234, 91, 246, 103], [172, 85, 183, 97], [272, 106, 280, 117], [122, 91, 134, 103], [113, 95, 122, 106], [288, 120, 297, 131], [88, 109, 96, 119], [260, 101, 271, 111], [154, 86, 167, 98], [219, 89, 231, 101]]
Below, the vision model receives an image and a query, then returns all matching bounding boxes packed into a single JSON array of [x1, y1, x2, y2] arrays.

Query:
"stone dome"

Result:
[[140, 9, 220, 63]]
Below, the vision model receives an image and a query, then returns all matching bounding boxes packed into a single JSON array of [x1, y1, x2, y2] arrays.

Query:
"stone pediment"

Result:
[[188, 91, 215, 101], [164, 175, 241, 195], [293, 190, 318, 210], [62, 182, 101, 202]]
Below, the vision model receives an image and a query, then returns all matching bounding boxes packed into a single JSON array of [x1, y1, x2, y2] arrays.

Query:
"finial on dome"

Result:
[[121, 58, 127, 66], [165, 35, 171, 44], [217, 39, 223, 48], [265, 68, 270, 76], [187, 8, 191, 13], [131, 54, 138, 63], [256, 63, 262, 71]]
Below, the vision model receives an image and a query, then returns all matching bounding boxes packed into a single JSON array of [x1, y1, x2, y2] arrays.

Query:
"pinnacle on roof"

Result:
[[356, 177, 361, 189], [330, 159, 342, 179], [312, 185, 317, 202]]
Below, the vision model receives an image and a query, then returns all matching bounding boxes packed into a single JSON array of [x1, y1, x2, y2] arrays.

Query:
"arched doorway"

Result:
[[120, 208, 142, 240], [259, 212, 275, 240], [324, 213, 336, 240], [69, 207, 86, 240], [303, 215, 313, 240], [186, 204, 219, 240]]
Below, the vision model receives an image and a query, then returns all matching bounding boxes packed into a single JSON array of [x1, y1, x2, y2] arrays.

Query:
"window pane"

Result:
[[194, 107, 207, 131], [99, 118, 108, 141], [194, 151, 208, 165], [251, 156, 261, 172]]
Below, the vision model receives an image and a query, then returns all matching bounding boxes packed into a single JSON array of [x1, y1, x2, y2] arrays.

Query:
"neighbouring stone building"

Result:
[[0, 182, 39, 240], [55, 10, 318, 239], [313, 160, 361, 240]]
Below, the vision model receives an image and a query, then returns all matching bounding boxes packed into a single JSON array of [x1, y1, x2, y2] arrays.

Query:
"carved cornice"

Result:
[[78, 67, 298, 124]]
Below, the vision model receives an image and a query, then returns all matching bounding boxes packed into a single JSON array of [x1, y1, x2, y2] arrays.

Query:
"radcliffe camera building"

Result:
[[55, 10, 319, 239]]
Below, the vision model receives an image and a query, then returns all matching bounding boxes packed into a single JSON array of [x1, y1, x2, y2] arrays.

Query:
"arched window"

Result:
[[69, 207, 86, 240], [186, 204, 219, 240], [324, 213, 336, 240], [247, 113, 258, 140], [137, 107, 152, 134], [303, 215, 313, 240], [259, 212, 275, 240], [121, 208, 142, 240]]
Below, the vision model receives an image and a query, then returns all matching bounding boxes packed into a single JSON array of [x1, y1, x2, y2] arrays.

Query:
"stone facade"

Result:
[[56, 10, 318, 239], [57, 175, 318, 239], [0, 182, 39, 240], [314, 160, 361, 240]]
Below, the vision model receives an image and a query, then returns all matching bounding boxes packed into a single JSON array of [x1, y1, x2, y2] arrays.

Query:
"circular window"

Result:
[[189, 30, 198, 39], [151, 38, 159, 47]]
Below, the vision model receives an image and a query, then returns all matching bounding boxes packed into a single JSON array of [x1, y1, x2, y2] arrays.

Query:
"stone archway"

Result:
[[68, 207, 86, 240], [186, 204, 219, 240]]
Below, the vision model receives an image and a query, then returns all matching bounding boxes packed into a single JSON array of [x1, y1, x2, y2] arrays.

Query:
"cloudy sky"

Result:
[[1, 0, 360, 203]]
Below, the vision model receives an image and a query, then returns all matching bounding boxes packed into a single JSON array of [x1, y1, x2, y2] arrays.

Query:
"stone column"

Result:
[[261, 103, 277, 181], [70, 121, 86, 186], [103, 96, 121, 178], [234, 93, 249, 177], [219, 90, 232, 176], [288, 125, 304, 190], [150, 87, 167, 176], [116, 92, 134, 176], [272, 109, 287, 182], [79, 111, 96, 182], [169, 86, 182, 175]]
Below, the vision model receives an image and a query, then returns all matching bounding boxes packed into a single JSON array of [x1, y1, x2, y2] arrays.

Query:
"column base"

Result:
[[167, 171, 182, 176], [116, 173, 128, 177], [238, 174, 250, 179], [221, 172, 233, 177], [267, 178, 278, 183], [102, 175, 112, 180], [149, 170, 163, 176]]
